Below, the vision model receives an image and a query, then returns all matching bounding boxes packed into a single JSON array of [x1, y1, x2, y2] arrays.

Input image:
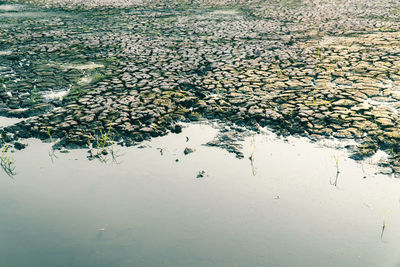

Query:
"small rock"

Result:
[[197, 170, 205, 178], [184, 147, 195, 155]]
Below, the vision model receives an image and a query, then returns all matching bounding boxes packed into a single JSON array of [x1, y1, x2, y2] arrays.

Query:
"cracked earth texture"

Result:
[[2, 0, 400, 172]]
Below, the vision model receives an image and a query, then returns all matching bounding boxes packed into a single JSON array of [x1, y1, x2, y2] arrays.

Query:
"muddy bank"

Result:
[[1, 0, 400, 172]]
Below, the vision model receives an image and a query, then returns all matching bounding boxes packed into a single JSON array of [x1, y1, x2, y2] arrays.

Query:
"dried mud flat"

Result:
[[2, 0, 400, 172]]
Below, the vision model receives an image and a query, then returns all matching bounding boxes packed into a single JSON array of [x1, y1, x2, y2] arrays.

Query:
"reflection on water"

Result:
[[0, 123, 400, 266]]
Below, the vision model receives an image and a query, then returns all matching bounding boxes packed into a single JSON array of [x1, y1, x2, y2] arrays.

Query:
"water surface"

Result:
[[0, 124, 399, 266]]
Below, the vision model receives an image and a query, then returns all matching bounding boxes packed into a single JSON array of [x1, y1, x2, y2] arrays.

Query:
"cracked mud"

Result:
[[2, 0, 400, 173]]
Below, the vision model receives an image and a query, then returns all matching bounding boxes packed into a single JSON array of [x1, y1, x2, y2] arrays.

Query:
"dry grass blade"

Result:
[[330, 155, 340, 186]]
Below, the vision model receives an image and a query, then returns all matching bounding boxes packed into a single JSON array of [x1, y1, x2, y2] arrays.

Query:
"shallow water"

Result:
[[0, 11, 51, 18], [41, 89, 70, 101], [0, 116, 23, 127], [0, 4, 24, 12], [0, 123, 399, 267], [62, 63, 105, 71], [0, 3, 65, 19], [211, 9, 239, 16], [0, 50, 12, 56]]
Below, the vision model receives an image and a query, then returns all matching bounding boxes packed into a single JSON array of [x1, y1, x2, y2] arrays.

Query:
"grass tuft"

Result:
[[1, 145, 16, 178]]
